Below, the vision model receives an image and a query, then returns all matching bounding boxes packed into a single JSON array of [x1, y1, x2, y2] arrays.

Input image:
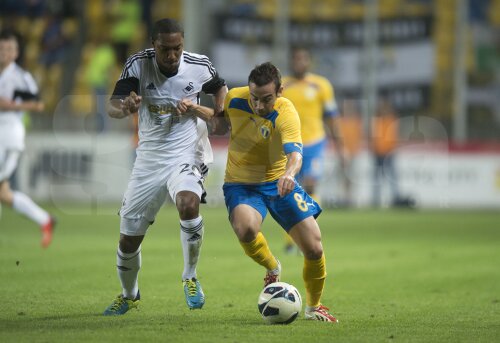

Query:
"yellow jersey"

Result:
[[282, 73, 338, 146], [224, 87, 303, 183]]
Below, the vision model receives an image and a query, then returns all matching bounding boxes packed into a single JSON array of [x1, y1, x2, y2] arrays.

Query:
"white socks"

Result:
[[180, 216, 204, 280], [117, 246, 141, 299], [12, 191, 50, 226]]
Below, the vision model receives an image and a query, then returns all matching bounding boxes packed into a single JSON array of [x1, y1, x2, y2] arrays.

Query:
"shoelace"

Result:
[[264, 273, 279, 286], [185, 280, 198, 297], [109, 295, 126, 311]]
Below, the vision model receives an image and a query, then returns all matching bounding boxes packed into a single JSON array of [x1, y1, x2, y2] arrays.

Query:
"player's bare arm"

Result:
[[325, 116, 346, 167], [278, 151, 303, 197], [208, 84, 228, 133], [210, 110, 230, 135], [108, 91, 142, 119], [0, 97, 44, 112], [213, 85, 228, 115], [176, 98, 214, 121]]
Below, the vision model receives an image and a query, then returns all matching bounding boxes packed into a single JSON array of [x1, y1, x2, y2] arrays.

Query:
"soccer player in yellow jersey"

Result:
[[212, 62, 338, 323], [281, 47, 344, 253], [282, 47, 343, 197]]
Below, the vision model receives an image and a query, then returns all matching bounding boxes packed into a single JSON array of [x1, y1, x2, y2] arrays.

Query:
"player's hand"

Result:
[[33, 101, 44, 112], [277, 174, 296, 197], [176, 98, 194, 115], [121, 91, 142, 115]]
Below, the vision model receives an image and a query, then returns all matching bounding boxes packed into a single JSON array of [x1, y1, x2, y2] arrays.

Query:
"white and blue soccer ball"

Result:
[[258, 282, 302, 324]]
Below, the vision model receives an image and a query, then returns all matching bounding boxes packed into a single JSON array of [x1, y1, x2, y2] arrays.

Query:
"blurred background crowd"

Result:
[[0, 0, 498, 138]]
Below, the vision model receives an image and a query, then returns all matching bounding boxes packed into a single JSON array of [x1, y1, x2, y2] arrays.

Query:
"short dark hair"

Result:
[[151, 18, 184, 41], [248, 62, 281, 92], [0, 29, 20, 43]]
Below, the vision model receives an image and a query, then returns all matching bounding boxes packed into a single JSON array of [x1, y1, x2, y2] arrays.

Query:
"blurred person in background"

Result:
[[103, 18, 227, 316], [39, 11, 69, 67], [338, 100, 363, 207], [0, 30, 55, 248], [281, 47, 344, 253], [85, 36, 116, 132], [110, 0, 140, 64], [371, 99, 400, 208]]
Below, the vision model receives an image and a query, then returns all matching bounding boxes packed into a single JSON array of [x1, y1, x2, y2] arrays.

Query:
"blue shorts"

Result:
[[223, 180, 322, 232], [297, 139, 326, 182]]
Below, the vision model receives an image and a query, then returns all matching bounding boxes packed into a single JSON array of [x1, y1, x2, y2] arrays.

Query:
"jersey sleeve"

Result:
[[277, 100, 303, 155], [223, 88, 234, 121], [119, 53, 142, 80], [202, 72, 226, 95], [111, 53, 142, 100], [13, 71, 39, 101], [320, 78, 339, 118]]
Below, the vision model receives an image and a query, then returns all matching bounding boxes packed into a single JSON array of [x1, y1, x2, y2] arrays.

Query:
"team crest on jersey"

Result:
[[182, 81, 194, 94], [260, 125, 271, 139]]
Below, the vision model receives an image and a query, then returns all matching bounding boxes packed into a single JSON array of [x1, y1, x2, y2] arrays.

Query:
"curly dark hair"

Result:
[[248, 62, 281, 92]]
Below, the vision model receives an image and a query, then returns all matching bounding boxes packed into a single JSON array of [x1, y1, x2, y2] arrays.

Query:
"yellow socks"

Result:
[[303, 254, 326, 307], [240, 232, 278, 271]]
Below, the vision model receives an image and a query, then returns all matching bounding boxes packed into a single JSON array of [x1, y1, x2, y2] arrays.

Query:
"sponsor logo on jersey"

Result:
[[146, 82, 156, 90], [182, 81, 194, 94]]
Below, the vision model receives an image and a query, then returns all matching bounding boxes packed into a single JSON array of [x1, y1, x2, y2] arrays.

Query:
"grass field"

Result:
[[0, 205, 499, 342]]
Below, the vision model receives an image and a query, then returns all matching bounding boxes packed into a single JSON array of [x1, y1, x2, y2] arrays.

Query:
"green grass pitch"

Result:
[[0, 205, 499, 342]]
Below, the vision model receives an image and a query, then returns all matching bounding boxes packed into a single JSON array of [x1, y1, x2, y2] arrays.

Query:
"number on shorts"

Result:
[[294, 193, 308, 212], [179, 163, 190, 174]]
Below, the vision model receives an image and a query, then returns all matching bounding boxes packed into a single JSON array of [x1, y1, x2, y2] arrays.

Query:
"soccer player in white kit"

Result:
[[0, 30, 55, 248], [103, 19, 227, 315]]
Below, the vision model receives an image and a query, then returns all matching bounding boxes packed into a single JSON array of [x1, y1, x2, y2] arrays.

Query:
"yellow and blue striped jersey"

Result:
[[224, 87, 303, 183], [282, 73, 338, 145]]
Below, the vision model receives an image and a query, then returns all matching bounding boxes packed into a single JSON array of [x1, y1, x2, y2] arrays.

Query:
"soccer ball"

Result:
[[257, 282, 302, 324]]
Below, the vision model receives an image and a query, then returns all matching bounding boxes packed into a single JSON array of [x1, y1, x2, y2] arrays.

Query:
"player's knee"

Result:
[[176, 192, 200, 219], [231, 221, 258, 242], [0, 183, 13, 205], [303, 245, 323, 260], [119, 235, 142, 253]]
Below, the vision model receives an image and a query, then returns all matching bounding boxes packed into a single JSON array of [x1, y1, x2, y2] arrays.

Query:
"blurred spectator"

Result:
[[39, 12, 68, 67], [371, 99, 400, 208], [0, 0, 46, 17], [110, 0, 140, 64], [338, 99, 363, 207], [85, 39, 116, 132]]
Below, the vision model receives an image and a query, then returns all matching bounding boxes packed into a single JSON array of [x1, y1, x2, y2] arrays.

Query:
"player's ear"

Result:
[[277, 86, 284, 97]]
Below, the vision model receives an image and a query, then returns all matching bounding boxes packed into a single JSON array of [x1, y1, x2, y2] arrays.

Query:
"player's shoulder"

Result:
[[182, 51, 216, 71], [183, 51, 212, 63], [10, 63, 28, 77], [11, 63, 36, 84], [306, 73, 332, 88], [126, 48, 155, 65], [276, 96, 296, 111], [228, 86, 249, 100], [275, 97, 299, 119]]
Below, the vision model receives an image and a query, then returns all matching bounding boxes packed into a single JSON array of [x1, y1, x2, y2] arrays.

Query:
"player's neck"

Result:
[[293, 72, 307, 80], [158, 65, 179, 78], [0, 61, 13, 73]]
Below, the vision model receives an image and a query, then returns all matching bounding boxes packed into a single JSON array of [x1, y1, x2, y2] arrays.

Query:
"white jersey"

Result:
[[0, 62, 38, 150], [119, 49, 217, 164]]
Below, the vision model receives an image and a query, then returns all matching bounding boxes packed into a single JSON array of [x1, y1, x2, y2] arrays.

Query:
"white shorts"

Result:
[[0, 149, 21, 182], [119, 156, 205, 236]]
